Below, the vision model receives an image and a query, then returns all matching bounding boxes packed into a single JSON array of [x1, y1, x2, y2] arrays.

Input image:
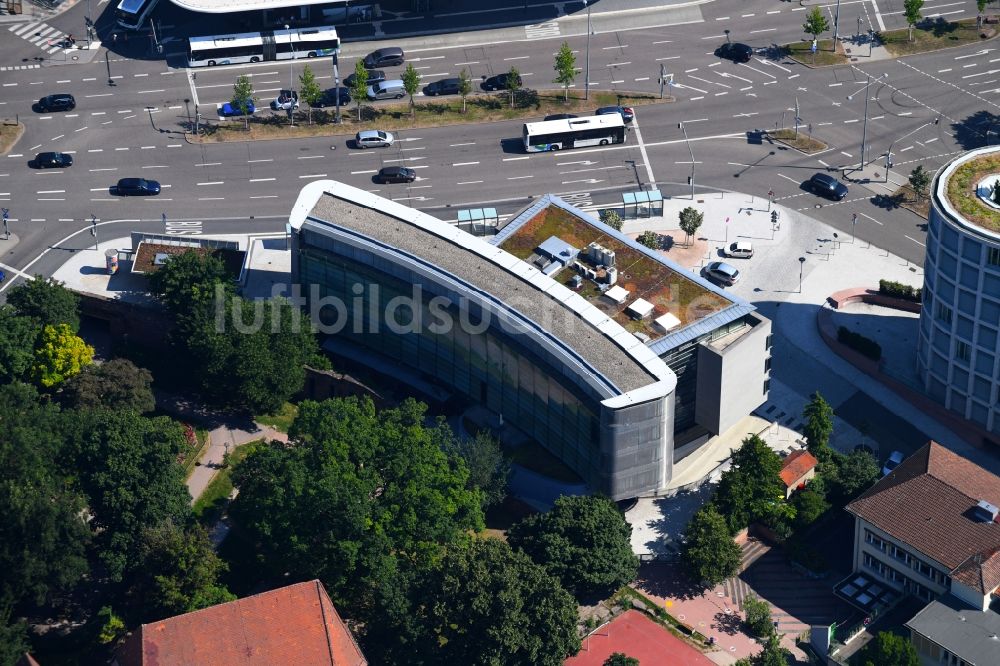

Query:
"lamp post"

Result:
[[847, 72, 887, 169], [583, 0, 592, 100], [285, 24, 293, 89], [884, 116, 939, 182], [852, 212, 858, 243], [724, 29, 731, 44], [679, 121, 695, 200], [798, 256, 806, 293], [833, 0, 842, 42], [106, 48, 114, 86]]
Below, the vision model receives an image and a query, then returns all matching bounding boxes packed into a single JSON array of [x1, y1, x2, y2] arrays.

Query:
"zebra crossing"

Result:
[[8, 21, 75, 55], [0, 63, 42, 71], [524, 22, 560, 40]]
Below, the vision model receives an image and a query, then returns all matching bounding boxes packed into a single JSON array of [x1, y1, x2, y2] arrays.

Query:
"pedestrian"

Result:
[[112, 32, 118, 43]]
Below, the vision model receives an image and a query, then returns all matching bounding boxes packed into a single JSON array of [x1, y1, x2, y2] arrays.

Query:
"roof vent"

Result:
[[972, 499, 999, 523]]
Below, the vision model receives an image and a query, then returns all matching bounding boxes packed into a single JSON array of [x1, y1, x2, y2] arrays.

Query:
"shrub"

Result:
[[837, 326, 882, 361], [878, 279, 922, 302], [600, 209, 624, 231]]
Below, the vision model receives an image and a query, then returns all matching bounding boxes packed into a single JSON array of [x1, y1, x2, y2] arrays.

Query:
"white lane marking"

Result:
[[197, 181, 224, 185], [450, 142, 475, 146], [503, 156, 529, 161], [456, 180, 483, 184], [299, 174, 328, 178], [351, 170, 378, 175], [508, 175, 533, 179], [453, 161, 479, 166], [247, 158, 273, 163]]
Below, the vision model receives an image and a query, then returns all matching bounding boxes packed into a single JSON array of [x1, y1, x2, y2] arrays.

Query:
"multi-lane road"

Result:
[[0, 0, 993, 280]]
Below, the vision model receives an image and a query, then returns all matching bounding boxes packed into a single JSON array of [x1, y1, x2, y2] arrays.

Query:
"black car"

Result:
[[314, 87, 351, 108], [544, 113, 578, 121], [595, 105, 634, 122], [807, 172, 849, 201], [37, 94, 75, 112], [363, 47, 405, 69], [34, 152, 73, 168], [377, 166, 416, 184], [423, 78, 462, 96], [115, 178, 161, 196], [344, 69, 386, 88], [717, 42, 754, 63], [482, 72, 522, 91]]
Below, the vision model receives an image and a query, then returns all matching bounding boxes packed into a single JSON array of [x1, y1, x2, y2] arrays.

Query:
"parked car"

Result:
[[355, 129, 395, 149], [367, 80, 406, 100], [34, 152, 73, 168], [724, 241, 754, 259], [115, 178, 160, 196], [881, 450, 904, 477], [807, 172, 849, 201], [221, 101, 255, 116], [376, 166, 416, 183], [482, 72, 522, 91], [270, 90, 299, 111], [544, 113, 578, 121], [595, 105, 634, 122], [717, 42, 754, 63], [363, 46, 405, 68], [344, 69, 386, 88], [703, 261, 740, 286], [314, 87, 351, 108], [423, 77, 462, 96], [37, 93, 75, 112]]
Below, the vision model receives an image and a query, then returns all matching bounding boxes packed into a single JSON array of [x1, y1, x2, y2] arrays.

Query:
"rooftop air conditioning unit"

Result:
[[972, 499, 999, 523]]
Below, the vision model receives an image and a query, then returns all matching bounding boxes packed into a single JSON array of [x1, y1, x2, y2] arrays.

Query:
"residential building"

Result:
[[779, 449, 818, 498], [115, 580, 367, 666], [905, 595, 1000, 666], [919, 146, 1000, 437], [289, 181, 771, 500], [837, 442, 1000, 618]]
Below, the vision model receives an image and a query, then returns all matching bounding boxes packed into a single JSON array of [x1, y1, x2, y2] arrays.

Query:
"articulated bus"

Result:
[[522, 114, 626, 153], [187, 26, 339, 68], [115, 0, 159, 30]]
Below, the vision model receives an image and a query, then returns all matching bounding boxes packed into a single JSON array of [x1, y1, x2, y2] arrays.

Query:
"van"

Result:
[[367, 79, 406, 100]]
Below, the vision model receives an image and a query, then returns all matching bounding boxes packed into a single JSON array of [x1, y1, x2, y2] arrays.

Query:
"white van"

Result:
[[724, 241, 754, 259], [367, 79, 406, 101]]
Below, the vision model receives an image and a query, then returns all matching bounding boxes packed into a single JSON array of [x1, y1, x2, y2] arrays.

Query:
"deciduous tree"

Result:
[[231, 74, 257, 130], [553, 41, 577, 101], [638, 230, 660, 249], [803, 391, 834, 458], [791, 488, 829, 528], [7, 276, 80, 332], [680, 504, 741, 586], [351, 60, 369, 122], [803, 7, 829, 61], [458, 68, 473, 113], [0, 610, 28, 666], [32, 323, 94, 387], [402, 63, 421, 118], [442, 429, 510, 509], [714, 435, 786, 533], [505, 65, 521, 108], [508, 495, 638, 598], [828, 449, 879, 503], [0, 307, 40, 384], [743, 593, 774, 638], [62, 358, 155, 413], [678, 206, 704, 246], [908, 164, 930, 198], [857, 631, 919, 666], [600, 209, 623, 231], [604, 654, 639, 666], [298, 64, 322, 125], [904, 0, 924, 42], [753, 633, 791, 666]]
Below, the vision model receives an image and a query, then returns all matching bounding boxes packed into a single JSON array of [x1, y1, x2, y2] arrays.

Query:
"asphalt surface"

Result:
[[0, 0, 992, 284]]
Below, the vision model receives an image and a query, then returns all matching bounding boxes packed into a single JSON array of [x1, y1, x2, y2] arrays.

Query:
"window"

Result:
[[765, 334, 773, 350], [890, 544, 912, 566], [989, 246, 1000, 267], [764, 357, 772, 373], [865, 530, 887, 552], [936, 301, 953, 324], [956, 340, 971, 363], [763, 378, 770, 395]]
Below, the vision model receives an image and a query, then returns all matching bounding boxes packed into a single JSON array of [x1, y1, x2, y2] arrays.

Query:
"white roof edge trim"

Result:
[[169, 0, 340, 13], [602, 377, 676, 408]]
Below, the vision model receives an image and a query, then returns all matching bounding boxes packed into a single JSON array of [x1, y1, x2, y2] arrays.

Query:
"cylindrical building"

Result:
[[919, 146, 1000, 436]]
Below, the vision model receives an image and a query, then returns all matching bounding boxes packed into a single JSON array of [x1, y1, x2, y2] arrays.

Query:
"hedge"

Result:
[[878, 279, 922, 303], [837, 326, 882, 361]]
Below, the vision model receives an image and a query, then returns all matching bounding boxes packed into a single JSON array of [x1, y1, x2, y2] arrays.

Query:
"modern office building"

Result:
[[919, 146, 1000, 437], [288, 181, 771, 499]]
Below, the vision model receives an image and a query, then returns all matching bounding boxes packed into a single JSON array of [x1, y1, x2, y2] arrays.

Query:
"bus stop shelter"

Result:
[[622, 189, 663, 219]]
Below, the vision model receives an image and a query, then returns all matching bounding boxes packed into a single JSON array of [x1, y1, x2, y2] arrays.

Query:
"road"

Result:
[[0, 0, 992, 281]]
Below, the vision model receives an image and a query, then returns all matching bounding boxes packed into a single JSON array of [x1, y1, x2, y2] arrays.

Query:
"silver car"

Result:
[[703, 261, 740, 285], [355, 130, 395, 149]]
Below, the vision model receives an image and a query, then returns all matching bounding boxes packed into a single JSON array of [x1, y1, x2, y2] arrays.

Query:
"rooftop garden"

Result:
[[500, 204, 731, 339], [946, 152, 1000, 234]]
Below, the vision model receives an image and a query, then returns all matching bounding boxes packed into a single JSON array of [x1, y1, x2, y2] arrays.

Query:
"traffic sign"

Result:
[[1, 208, 8, 220]]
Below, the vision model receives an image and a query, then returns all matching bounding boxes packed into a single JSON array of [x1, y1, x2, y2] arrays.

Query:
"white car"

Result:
[[270, 90, 299, 111], [724, 241, 754, 259], [881, 450, 904, 477], [355, 129, 395, 149]]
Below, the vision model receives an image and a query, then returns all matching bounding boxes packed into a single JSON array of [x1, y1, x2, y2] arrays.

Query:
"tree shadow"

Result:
[[712, 610, 744, 636], [635, 562, 710, 601], [950, 109, 1000, 149], [871, 193, 905, 210]]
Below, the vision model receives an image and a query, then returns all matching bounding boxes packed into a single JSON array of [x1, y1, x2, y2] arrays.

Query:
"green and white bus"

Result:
[[188, 26, 339, 68], [522, 114, 626, 152]]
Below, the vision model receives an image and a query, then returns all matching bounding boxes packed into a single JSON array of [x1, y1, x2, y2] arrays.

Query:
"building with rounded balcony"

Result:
[[919, 146, 1000, 437]]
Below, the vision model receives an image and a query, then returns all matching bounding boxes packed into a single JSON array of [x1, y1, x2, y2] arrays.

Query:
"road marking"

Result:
[[115, 147, 129, 151], [351, 169, 378, 174], [844, 119, 859, 124], [508, 175, 534, 180], [89, 168, 117, 172], [778, 173, 800, 184], [249, 195, 278, 199], [905, 235, 925, 246], [297, 155, 324, 159], [88, 149, 103, 153], [196, 162, 221, 166], [198, 197, 225, 201], [503, 156, 530, 161], [456, 180, 483, 185], [858, 212, 883, 225], [750, 28, 777, 34], [453, 61, 479, 65], [134, 73, 148, 77], [247, 158, 273, 163], [249, 177, 276, 182], [841, 151, 853, 157], [197, 181, 224, 185], [450, 142, 475, 146], [504, 55, 529, 61], [141, 165, 169, 168], [36, 189, 65, 194], [453, 161, 479, 166], [167, 144, 182, 148], [299, 174, 328, 178], [939, 68, 953, 73]]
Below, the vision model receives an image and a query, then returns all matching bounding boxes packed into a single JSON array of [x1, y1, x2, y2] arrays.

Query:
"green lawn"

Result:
[[785, 39, 849, 66], [255, 402, 298, 432], [881, 18, 985, 56], [192, 441, 261, 525]]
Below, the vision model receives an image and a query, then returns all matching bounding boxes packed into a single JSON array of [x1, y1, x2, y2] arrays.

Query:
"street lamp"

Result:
[[679, 122, 695, 200], [106, 48, 115, 86], [846, 72, 888, 170], [285, 24, 293, 90], [798, 257, 806, 294], [833, 0, 842, 42], [583, 1, 592, 100], [724, 29, 731, 44], [884, 116, 939, 182]]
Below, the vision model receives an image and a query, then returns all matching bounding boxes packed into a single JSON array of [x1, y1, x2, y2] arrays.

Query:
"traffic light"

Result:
[[771, 210, 778, 225]]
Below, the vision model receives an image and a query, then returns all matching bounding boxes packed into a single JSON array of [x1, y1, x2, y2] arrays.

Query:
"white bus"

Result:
[[522, 114, 627, 153], [115, 0, 159, 30], [187, 26, 340, 68]]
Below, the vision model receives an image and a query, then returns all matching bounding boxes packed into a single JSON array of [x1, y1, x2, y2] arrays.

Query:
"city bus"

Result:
[[522, 114, 626, 152], [187, 26, 340, 68], [115, 0, 160, 30]]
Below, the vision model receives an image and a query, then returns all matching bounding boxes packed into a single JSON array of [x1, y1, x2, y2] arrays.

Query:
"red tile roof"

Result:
[[779, 449, 818, 488], [846, 442, 1000, 595], [117, 580, 367, 666]]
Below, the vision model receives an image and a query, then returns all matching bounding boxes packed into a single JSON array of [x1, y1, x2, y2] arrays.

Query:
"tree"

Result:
[[680, 504, 741, 586], [147, 249, 232, 346], [829, 449, 879, 503], [904, 0, 924, 42], [231, 73, 256, 130], [638, 230, 660, 249], [72, 411, 191, 581], [32, 323, 94, 388], [442, 429, 510, 509], [714, 435, 786, 533], [508, 495, 637, 599], [0, 307, 41, 384], [458, 67, 473, 113], [351, 60, 369, 122], [678, 206, 704, 246], [505, 65, 521, 108], [978, 0, 988, 15], [753, 633, 791, 666], [857, 631, 919, 666], [553, 41, 577, 101], [802, 391, 834, 458], [402, 63, 421, 118], [298, 64, 322, 125], [908, 165, 931, 199], [7, 276, 80, 332], [131, 520, 235, 622], [604, 653, 639, 666], [803, 7, 829, 61], [600, 209, 623, 231], [96, 606, 126, 645], [0, 610, 29, 666], [743, 593, 773, 638], [791, 488, 829, 528], [62, 358, 155, 413]]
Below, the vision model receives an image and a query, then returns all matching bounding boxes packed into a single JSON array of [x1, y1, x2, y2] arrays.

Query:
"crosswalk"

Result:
[[525, 22, 560, 40], [8, 21, 75, 55]]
